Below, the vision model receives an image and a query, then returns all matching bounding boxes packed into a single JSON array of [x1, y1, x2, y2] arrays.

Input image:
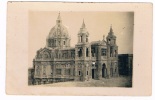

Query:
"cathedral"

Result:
[[29, 13, 119, 85]]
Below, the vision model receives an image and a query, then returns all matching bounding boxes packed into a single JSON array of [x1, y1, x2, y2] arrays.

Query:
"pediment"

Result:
[[36, 47, 52, 59]]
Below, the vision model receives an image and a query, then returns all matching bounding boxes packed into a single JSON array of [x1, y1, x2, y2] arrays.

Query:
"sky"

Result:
[[29, 11, 134, 67]]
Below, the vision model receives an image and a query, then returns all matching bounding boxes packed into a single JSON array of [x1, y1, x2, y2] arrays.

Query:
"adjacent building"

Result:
[[118, 54, 133, 76]]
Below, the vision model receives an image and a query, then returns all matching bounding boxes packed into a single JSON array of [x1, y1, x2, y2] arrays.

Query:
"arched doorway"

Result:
[[92, 69, 95, 79], [102, 63, 106, 78]]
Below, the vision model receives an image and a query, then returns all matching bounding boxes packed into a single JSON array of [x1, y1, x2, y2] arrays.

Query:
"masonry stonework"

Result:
[[29, 13, 119, 85]]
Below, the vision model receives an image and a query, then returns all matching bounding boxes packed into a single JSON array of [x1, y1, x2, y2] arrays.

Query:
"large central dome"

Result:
[[48, 24, 69, 38], [48, 13, 69, 39], [46, 13, 70, 49]]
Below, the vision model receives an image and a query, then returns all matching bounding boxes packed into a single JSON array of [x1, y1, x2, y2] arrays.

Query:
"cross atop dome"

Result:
[[56, 12, 62, 24], [57, 12, 61, 20]]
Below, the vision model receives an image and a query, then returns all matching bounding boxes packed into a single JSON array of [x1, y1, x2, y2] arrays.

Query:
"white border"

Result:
[[0, 0, 154, 100]]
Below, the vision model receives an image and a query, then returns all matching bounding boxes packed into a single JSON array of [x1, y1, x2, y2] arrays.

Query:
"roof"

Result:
[[90, 40, 106, 45], [47, 13, 70, 39]]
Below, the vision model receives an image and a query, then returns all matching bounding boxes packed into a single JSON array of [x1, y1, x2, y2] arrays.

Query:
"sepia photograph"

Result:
[[28, 11, 133, 87], [6, 2, 152, 95]]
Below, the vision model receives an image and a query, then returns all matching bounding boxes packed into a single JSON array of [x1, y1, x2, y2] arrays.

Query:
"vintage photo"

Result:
[[28, 11, 133, 87], [6, 2, 152, 95]]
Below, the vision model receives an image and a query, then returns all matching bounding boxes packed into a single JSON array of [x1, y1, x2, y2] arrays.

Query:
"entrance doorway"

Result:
[[92, 69, 94, 79], [102, 63, 106, 78]]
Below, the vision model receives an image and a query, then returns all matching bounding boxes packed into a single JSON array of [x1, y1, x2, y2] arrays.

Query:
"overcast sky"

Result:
[[29, 11, 133, 67]]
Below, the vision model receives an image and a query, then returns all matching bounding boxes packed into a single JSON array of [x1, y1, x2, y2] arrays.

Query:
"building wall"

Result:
[[118, 54, 133, 76], [31, 37, 119, 84], [28, 68, 34, 85]]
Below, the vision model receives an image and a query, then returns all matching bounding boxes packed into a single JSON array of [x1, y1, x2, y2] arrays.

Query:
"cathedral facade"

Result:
[[30, 13, 119, 85]]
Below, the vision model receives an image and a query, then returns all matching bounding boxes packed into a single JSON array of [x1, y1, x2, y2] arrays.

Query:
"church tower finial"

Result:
[[103, 35, 105, 40], [110, 24, 113, 33], [81, 19, 86, 28]]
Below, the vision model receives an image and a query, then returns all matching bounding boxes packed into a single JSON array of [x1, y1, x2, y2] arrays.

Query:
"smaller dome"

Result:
[[78, 19, 89, 36], [106, 25, 116, 39]]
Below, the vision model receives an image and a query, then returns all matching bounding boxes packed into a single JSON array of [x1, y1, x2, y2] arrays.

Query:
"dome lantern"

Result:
[[46, 12, 70, 49]]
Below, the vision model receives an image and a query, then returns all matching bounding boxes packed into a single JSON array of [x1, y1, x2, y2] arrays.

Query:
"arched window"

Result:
[[115, 50, 117, 57], [91, 47, 96, 57], [108, 39, 111, 44], [86, 48, 89, 57], [79, 71, 81, 75], [101, 48, 106, 56], [115, 68, 117, 72], [78, 48, 82, 57], [102, 63, 106, 78], [86, 37, 88, 42], [55, 40, 56, 46], [110, 47, 113, 57], [80, 36, 82, 42], [64, 41, 65, 45]]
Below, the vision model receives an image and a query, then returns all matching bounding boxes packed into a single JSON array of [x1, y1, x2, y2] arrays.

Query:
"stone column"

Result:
[[40, 65, 43, 78], [53, 63, 56, 78], [82, 35, 86, 43], [104, 68, 107, 78], [107, 46, 110, 58], [89, 46, 91, 58], [83, 63, 86, 81], [106, 61, 111, 78], [74, 62, 78, 81], [83, 46, 86, 59], [75, 47, 78, 59], [78, 36, 80, 43], [62, 67, 65, 77], [98, 62, 102, 80], [98, 46, 101, 60]]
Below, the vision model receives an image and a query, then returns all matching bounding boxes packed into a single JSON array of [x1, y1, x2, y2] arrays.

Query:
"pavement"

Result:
[[35, 76, 132, 87]]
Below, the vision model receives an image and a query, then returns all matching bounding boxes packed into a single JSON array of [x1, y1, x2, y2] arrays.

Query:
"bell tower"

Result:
[[76, 19, 90, 59], [106, 25, 118, 57], [106, 25, 119, 78], [75, 19, 91, 81], [78, 19, 89, 43]]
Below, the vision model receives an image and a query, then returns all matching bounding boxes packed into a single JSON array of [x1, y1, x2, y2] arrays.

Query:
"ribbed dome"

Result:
[[47, 13, 69, 39], [46, 13, 71, 49], [48, 24, 69, 38]]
